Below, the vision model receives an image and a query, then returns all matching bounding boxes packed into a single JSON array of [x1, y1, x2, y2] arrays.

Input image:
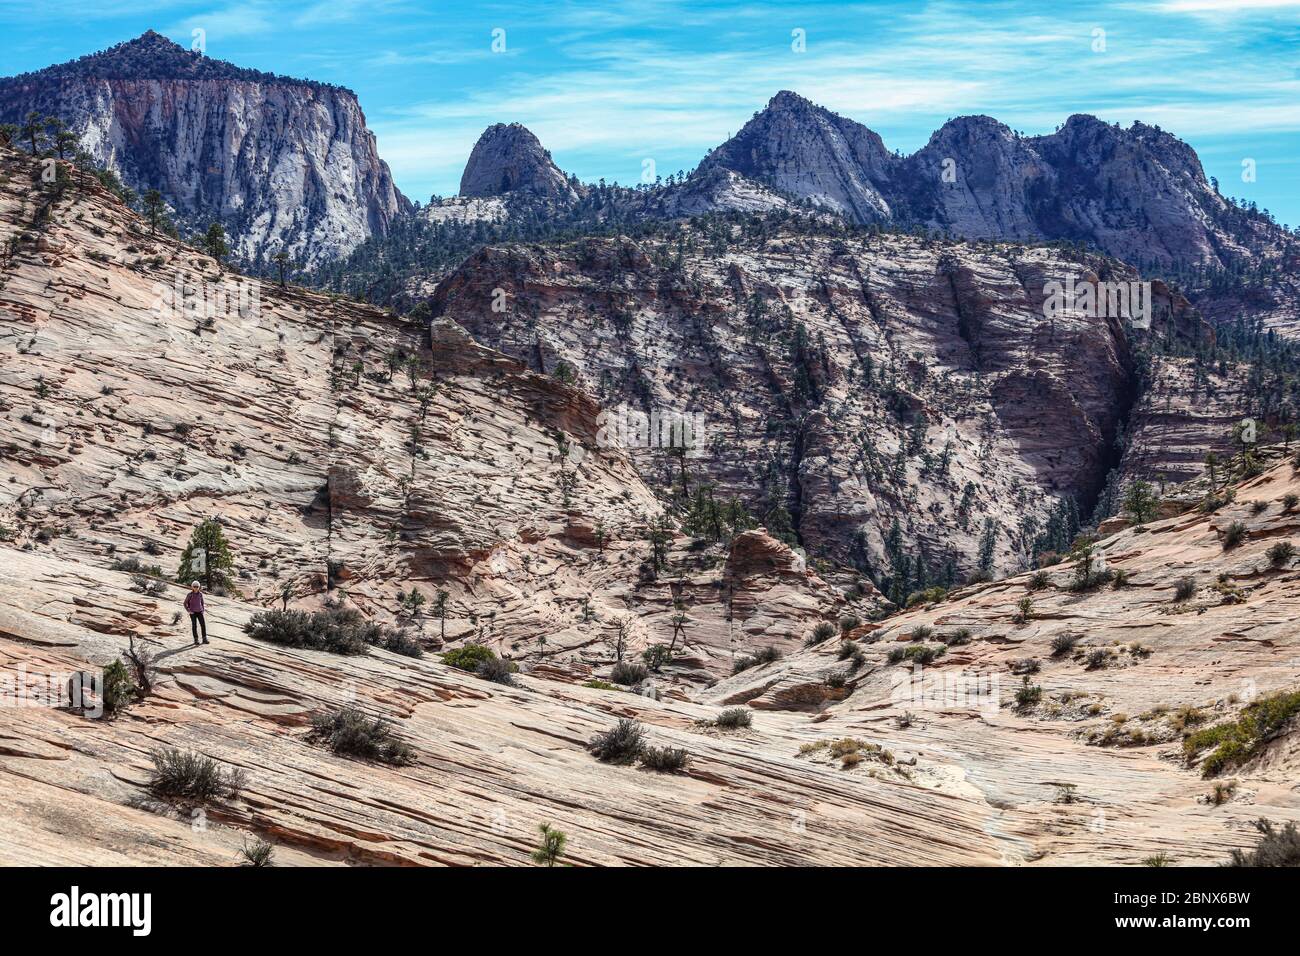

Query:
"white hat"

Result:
[[191, 581, 201, 587]]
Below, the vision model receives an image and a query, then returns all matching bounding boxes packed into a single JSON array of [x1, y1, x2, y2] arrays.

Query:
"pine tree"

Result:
[[202, 223, 228, 270], [1123, 480, 1158, 524], [530, 822, 567, 867], [977, 518, 998, 578], [142, 189, 165, 236], [176, 519, 236, 593]]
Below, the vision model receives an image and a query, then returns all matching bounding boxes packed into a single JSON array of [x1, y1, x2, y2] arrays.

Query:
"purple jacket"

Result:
[[184, 591, 205, 614]]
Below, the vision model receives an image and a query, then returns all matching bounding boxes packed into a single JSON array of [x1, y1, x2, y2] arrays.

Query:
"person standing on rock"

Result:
[[184, 582, 209, 645]]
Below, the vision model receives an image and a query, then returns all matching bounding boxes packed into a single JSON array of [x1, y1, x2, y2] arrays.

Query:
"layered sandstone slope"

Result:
[[0, 143, 876, 681], [703, 456, 1300, 864], [2, 459, 1295, 866], [0, 544, 1001, 866], [0, 32, 409, 267], [431, 223, 1219, 581]]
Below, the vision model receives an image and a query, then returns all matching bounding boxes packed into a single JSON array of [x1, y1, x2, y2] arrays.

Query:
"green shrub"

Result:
[[1014, 676, 1042, 710], [442, 643, 496, 671], [805, 622, 836, 646], [943, 628, 972, 646], [909, 624, 933, 641], [905, 586, 947, 607], [147, 748, 246, 801], [308, 706, 414, 765], [531, 822, 567, 867], [240, 838, 275, 867], [1173, 577, 1196, 601], [1028, 571, 1050, 591], [732, 645, 782, 674], [1183, 690, 1300, 777], [1222, 521, 1248, 550], [892, 644, 945, 665], [588, 718, 646, 764], [714, 707, 753, 729], [641, 644, 673, 671], [102, 659, 137, 716], [1267, 541, 1295, 569]]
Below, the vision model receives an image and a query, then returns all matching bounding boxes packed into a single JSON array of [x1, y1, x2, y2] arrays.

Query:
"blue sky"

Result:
[[4, 0, 1298, 225]]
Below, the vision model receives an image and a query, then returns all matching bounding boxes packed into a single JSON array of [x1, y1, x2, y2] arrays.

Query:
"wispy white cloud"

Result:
[[1153, 0, 1300, 12]]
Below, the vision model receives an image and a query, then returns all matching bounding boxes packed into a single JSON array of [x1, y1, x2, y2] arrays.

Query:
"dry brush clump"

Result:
[[147, 748, 247, 803], [307, 706, 414, 765], [732, 645, 781, 674], [1227, 819, 1300, 867], [245, 606, 420, 657], [587, 718, 691, 772]]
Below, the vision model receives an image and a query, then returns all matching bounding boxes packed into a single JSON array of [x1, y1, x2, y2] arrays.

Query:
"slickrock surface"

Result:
[[1, 139, 1297, 867], [0, 32, 409, 266], [432, 226, 1218, 578], [0, 545, 1002, 867], [704, 457, 1300, 864], [3, 459, 1297, 866]]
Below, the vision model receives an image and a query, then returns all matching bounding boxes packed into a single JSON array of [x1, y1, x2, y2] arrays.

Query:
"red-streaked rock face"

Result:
[[431, 227, 1214, 582]]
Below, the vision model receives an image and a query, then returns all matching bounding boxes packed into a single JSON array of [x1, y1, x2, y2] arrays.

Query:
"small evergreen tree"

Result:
[[202, 223, 228, 269], [142, 189, 166, 236], [271, 251, 291, 287], [1123, 480, 1158, 524], [176, 519, 236, 593], [531, 822, 567, 866]]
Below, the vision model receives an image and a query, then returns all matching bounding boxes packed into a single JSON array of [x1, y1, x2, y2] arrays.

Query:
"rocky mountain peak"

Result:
[[0, 33, 406, 266], [459, 123, 577, 202], [2, 30, 340, 89], [765, 89, 820, 112], [699, 88, 894, 222]]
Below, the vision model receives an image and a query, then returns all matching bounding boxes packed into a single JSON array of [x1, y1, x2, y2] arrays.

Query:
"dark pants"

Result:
[[190, 612, 207, 643]]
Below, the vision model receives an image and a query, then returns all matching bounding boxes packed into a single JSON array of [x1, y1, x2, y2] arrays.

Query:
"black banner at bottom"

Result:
[[0, 865, 1278, 942]]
